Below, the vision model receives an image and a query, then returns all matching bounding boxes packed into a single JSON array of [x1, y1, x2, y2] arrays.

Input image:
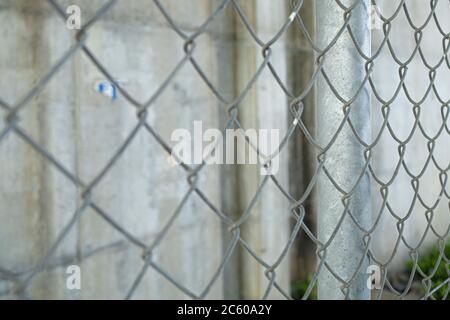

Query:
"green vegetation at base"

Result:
[[406, 242, 450, 300]]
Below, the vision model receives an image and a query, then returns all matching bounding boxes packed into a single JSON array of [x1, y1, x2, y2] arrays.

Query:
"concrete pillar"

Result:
[[287, 0, 317, 283], [233, 0, 291, 299]]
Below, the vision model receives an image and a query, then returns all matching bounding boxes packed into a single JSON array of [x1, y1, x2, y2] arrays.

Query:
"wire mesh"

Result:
[[0, 0, 449, 300]]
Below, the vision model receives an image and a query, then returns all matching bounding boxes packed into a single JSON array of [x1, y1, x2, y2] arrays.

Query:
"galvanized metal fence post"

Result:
[[316, 0, 372, 299]]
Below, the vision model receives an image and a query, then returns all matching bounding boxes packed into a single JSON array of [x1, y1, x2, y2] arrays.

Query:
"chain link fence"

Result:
[[0, 0, 449, 299]]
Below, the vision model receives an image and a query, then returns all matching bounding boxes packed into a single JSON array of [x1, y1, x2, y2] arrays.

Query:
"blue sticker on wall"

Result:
[[95, 80, 117, 101]]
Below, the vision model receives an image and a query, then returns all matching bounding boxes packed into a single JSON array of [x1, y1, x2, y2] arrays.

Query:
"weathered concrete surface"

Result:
[[370, 0, 450, 272], [0, 0, 230, 299], [0, 0, 79, 299], [233, 0, 291, 299]]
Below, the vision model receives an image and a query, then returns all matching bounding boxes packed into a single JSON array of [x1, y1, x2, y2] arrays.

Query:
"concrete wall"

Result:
[[370, 0, 450, 272], [0, 0, 294, 299], [0, 0, 230, 299], [233, 0, 291, 299]]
